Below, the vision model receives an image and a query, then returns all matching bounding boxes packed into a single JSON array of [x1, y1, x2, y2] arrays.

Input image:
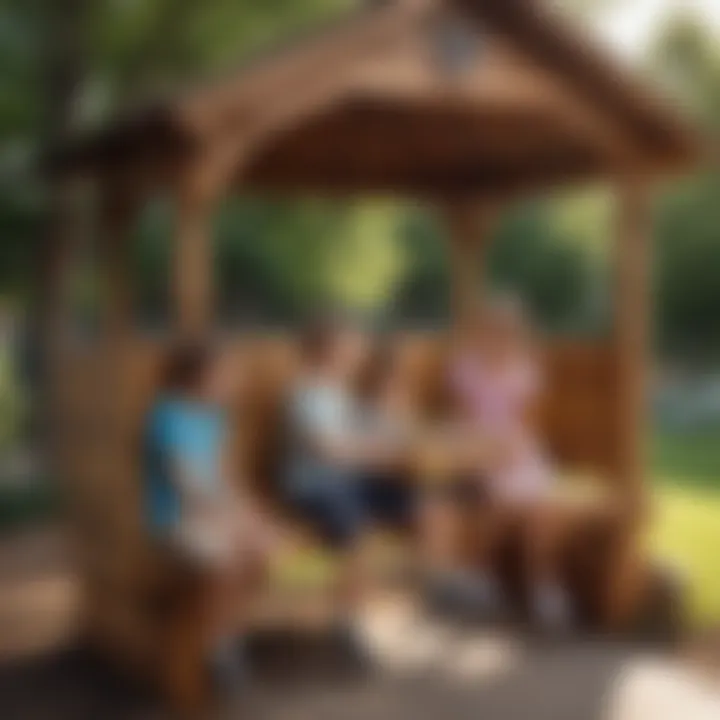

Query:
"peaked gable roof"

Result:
[[47, 0, 699, 197]]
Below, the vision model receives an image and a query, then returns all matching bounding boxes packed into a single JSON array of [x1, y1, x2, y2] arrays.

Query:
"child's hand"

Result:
[[485, 437, 517, 472], [234, 501, 281, 551], [369, 436, 408, 470]]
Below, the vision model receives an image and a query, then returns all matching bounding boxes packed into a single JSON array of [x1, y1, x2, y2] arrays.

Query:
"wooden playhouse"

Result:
[[45, 0, 700, 708]]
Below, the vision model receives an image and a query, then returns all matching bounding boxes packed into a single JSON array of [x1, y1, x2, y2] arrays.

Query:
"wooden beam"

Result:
[[172, 167, 218, 336], [177, 0, 432, 138], [188, 2, 442, 193], [613, 181, 653, 516], [457, 0, 698, 167], [441, 202, 499, 336], [350, 36, 640, 169]]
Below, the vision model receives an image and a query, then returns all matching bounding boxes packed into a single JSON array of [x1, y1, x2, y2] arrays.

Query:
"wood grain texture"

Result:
[[45, 0, 698, 196], [613, 183, 652, 517]]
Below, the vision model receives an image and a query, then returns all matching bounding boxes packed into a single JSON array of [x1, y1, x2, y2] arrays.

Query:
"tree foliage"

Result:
[[0, 1, 718, 361]]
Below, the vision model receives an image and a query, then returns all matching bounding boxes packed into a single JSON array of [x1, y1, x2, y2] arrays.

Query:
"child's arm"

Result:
[[308, 429, 401, 467], [294, 389, 397, 467], [219, 440, 255, 504]]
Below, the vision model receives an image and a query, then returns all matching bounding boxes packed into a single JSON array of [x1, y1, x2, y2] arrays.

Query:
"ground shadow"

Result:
[[0, 630, 637, 720], [0, 645, 160, 720]]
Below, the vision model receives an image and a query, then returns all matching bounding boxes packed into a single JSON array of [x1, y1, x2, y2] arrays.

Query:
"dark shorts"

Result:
[[284, 467, 414, 549]]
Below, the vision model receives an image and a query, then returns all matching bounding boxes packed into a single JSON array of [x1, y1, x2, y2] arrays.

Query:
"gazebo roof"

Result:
[[47, 0, 700, 198]]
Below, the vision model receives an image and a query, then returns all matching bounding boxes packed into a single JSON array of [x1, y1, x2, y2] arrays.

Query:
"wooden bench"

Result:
[[60, 334, 658, 711]]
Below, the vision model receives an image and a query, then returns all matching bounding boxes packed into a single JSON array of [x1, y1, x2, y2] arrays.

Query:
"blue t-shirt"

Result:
[[143, 396, 228, 532]]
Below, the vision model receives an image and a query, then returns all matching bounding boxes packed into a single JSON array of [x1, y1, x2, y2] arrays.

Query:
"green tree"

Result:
[[648, 16, 720, 361]]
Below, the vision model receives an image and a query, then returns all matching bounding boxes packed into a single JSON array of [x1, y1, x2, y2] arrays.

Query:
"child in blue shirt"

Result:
[[144, 340, 273, 687]]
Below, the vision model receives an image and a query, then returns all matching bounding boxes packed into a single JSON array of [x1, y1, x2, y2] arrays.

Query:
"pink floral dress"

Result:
[[451, 355, 550, 504]]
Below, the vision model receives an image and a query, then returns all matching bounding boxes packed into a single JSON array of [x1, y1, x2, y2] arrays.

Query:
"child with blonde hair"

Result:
[[450, 293, 572, 630]]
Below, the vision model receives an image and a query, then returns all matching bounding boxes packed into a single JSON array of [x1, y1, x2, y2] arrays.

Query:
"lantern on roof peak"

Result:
[[432, 12, 482, 76]]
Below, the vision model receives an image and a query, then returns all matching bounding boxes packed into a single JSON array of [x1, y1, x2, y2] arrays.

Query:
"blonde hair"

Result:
[[478, 291, 537, 351]]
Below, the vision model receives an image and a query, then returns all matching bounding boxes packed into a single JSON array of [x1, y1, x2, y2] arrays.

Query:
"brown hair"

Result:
[[160, 339, 215, 394], [299, 313, 348, 366], [356, 340, 394, 401]]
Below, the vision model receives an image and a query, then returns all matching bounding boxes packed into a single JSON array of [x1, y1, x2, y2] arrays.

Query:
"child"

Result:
[[450, 295, 572, 630], [144, 340, 273, 688], [282, 317, 413, 654]]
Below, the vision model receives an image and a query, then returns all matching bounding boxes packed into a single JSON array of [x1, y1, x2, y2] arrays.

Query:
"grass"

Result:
[[653, 428, 720, 490], [650, 431, 720, 627], [650, 485, 720, 627]]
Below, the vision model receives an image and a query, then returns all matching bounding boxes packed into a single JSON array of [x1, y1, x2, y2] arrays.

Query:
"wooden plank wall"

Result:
[[108, 333, 622, 496], [58, 342, 165, 670]]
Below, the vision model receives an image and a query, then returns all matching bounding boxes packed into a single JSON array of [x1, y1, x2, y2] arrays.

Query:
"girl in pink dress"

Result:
[[450, 295, 572, 630]]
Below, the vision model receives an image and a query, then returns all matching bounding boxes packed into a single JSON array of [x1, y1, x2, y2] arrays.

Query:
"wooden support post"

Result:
[[173, 172, 217, 337], [603, 181, 654, 630], [614, 182, 653, 516], [98, 185, 137, 340], [442, 202, 498, 337]]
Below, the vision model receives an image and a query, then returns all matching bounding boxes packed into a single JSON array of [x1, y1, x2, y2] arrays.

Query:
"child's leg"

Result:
[[170, 517, 238, 653], [469, 501, 516, 608], [473, 502, 512, 573], [300, 473, 370, 620], [209, 513, 278, 689], [335, 541, 369, 619], [522, 501, 574, 627], [206, 568, 240, 651], [523, 502, 567, 587], [287, 470, 379, 641], [206, 508, 273, 656], [418, 488, 465, 575], [419, 481, 507, 612], [228, 514, 273, 630], [201, 557, 250, 690]]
